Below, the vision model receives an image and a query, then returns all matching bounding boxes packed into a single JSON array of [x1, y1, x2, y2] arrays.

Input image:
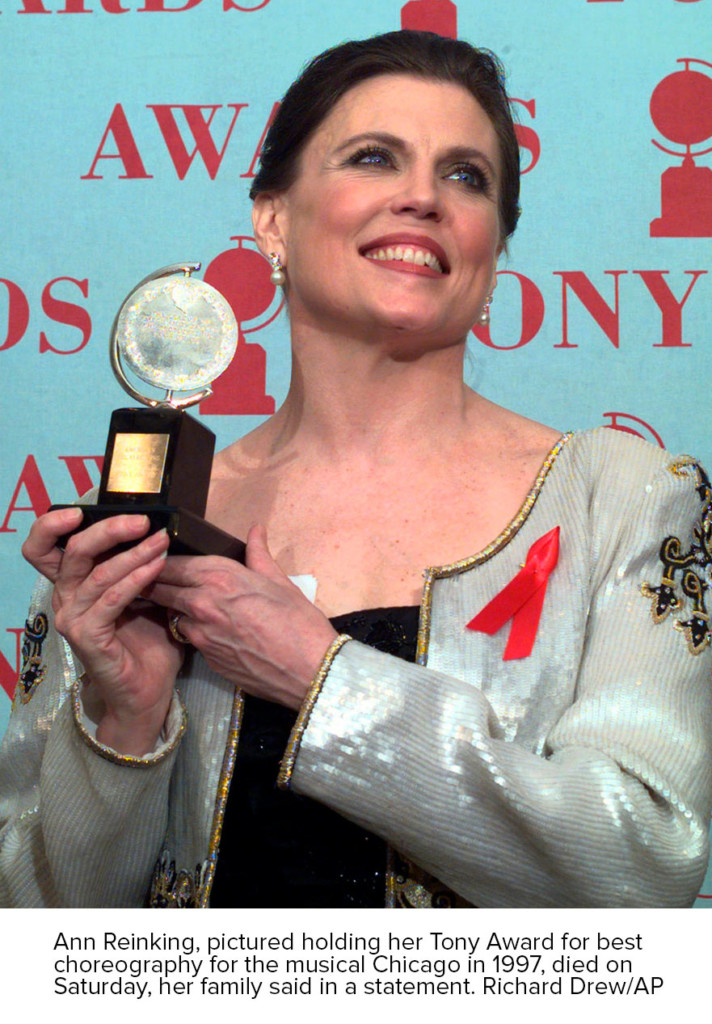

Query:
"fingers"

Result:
[[245, 522, 289, 583], [58, 514, 153, 589], [146, 561, 231, 617], [51, 522, 169, 647], [146, 581, 191, 614], [23, 508, 156, 589], [22, 513, 183, 745], [21, 506, 84, 582], [55, 526, 169, 617], [167, 612, 192, 645], [148, 555, 207, 588], [53, 540, 170, 653], [148, 525, 300, 621]]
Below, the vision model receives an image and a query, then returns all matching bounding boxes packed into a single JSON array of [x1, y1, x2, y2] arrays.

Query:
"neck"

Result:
[[259, 323, 482, 461]]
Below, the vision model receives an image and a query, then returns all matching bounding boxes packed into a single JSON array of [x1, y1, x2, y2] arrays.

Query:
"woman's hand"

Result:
[[22, 508, 184, 756], [146, 524, 338, 710]]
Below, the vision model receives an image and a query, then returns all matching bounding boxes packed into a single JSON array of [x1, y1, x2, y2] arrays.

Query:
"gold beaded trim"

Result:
[[71, 675, 186, 768], [383, 432, 572, 906], [415, 432, 573, 665], [277, 634, 353, 789], [198, 689, 245, 907], [156, 433, 572, 906], [145, 688, 244, 908]]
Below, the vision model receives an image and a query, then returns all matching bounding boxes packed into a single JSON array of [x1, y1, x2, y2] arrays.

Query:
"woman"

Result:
[[2, 30, 711, 908]]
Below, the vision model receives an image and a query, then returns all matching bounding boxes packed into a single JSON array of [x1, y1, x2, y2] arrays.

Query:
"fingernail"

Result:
[[63, 507, 83, 521]]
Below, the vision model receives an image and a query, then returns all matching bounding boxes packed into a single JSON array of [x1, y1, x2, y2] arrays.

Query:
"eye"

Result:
[[444, 163, 491, 194], [346, 145, 396, 168]]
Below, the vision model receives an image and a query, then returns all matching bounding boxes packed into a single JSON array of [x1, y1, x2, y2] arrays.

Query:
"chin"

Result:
[[372, 319, 465, 357], [371, 303, 442, 334]]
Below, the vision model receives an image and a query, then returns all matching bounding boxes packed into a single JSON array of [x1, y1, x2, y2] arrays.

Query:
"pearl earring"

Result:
[[478, 293, 493, 326], [268, 252, 286, 287]]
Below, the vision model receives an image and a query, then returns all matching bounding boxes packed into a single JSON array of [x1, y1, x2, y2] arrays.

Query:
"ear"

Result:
[[490, 251, 501, 295], [252, 192, 289, 258]]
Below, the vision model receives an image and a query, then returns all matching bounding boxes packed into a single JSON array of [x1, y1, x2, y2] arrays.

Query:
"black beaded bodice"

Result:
[[209, 606, 419, 907]]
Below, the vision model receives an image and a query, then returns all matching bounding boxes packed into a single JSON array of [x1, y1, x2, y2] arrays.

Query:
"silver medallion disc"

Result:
[[116, 275, 238, 392]]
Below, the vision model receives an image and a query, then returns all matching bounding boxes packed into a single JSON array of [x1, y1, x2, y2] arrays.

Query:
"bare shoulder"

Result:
[[465, 394, 563, 474], [496, 407, 562, 456]]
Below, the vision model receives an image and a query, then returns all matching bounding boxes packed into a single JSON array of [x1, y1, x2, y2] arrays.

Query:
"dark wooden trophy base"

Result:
[[50, 405, 246, 562]]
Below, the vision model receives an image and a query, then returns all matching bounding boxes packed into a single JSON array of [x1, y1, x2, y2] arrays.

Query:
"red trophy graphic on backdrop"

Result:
[[201, 237, 279, 415], [401, 0, 457, 38], [650, 58, 712, 237], [51, 264, 247, 560], [602, 412, 664, 449]]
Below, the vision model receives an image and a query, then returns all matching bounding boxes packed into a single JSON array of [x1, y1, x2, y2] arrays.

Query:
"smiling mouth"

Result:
[[363, 245, 446, 275]]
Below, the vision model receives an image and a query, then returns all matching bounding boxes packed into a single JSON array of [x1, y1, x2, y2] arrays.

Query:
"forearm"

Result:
[[283, 640, 711, 908], [48, 695, 182, 906], [0, 577, 184, 908]]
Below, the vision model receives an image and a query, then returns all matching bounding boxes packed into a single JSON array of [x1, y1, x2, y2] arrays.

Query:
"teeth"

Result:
[[364, 246, 444, 273]]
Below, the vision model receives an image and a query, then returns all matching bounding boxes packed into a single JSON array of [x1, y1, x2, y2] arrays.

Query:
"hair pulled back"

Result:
[[249, 30, 521, 240]]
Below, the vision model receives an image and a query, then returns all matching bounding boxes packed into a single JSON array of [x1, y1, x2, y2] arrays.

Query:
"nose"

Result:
[[389, 169, 443, 221]]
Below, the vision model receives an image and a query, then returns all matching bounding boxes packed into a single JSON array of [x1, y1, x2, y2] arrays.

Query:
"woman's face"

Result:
[[255, 74, 502, 347]]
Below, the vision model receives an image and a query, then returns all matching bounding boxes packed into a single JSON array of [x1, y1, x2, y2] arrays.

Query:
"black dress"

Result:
[[209, 606, 419, 908]]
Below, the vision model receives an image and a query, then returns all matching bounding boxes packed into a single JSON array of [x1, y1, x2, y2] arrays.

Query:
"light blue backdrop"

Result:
[[2, 0, 711, 901]]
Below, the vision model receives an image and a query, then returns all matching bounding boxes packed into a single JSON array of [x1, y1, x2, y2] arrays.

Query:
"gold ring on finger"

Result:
[[168, 612, 191, 645]]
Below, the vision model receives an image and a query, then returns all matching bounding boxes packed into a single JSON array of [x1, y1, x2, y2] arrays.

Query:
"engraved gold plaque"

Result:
[[106, 433, 170, 494], [49, 263, 246, 562]]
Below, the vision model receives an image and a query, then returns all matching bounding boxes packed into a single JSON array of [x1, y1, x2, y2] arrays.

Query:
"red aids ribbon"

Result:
[[466, 526, 560, 660]]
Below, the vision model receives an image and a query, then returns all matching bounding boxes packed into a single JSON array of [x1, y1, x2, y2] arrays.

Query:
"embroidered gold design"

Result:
[[16, 613, 48, 704], [146, 682, 252, 908], [642, 459, 712, 656], [150, 850, 207, 908], [386, 849, 472, 908]]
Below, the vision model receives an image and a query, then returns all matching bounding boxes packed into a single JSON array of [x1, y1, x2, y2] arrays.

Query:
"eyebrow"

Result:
[[331, 131, 498, 180]]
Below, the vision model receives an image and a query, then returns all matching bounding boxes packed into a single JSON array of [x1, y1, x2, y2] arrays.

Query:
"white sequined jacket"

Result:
[[1, 429, 711, 907]]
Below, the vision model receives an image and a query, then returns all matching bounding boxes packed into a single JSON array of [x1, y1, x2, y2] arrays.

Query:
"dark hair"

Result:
[[249, 30, 521, 240]]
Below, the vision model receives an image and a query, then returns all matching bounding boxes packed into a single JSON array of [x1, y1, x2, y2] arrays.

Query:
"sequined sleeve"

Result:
[[283, 431, 712, 907], [0, 575, 183, 907]]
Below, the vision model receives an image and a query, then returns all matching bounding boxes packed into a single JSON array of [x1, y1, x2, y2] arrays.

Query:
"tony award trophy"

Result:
[[52, 263, 246, 561]]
